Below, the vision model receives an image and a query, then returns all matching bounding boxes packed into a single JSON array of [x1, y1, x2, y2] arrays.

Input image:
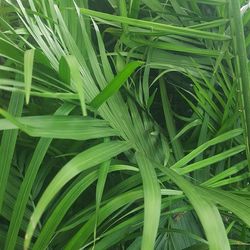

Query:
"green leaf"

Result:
[[0, 112, 118, 140], [59, 55, 87, 116], [158, 164, 230, 250], [4, 103, 74, 250], [171, 129, 243, 170], [229, 0, 250, 167], [79, 8, 231, 41], [32, 164, 138, 250], [208, 173, 250, 188], [93, 157, 111, 248], [198, 187, 250, 226], [90, 61, 144, 109], [59, 55, 71, 84], [0, 37, 23, 62], [24, 140, 131, 250], [24, 48, 35, 104], [64, 190, 143, 250], [178, 145, 246, 175], [0, 92, 24, 213], [136, 152, 161, 250], [202, 160, 248, 187], [173, 119, 202, 142], [129, 0, 140, 18]]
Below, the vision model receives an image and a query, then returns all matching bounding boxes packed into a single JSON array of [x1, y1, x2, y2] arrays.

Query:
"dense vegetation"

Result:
[[0, 0, 250, 249]]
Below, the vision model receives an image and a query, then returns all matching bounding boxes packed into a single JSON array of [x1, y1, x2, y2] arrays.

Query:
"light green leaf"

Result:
[[202, 160, 248, 187], [136, 152, 161, 250], [178, 145, 246, 175], [24, 140, 131, 250], [173, 119, 202, 142], [60, 55, 87, 116], [80, 8, 231, 41], [24, 48, 35, 104], [171, 129, 243, 170], [64, 190, 143, 250], [198, 187, 250, 226], [158, 164, 230, 250], [32, 164, 138, 250], [0, 112, 118, 140], [4, 103, 74, 250], [0, 92, 24, 213]]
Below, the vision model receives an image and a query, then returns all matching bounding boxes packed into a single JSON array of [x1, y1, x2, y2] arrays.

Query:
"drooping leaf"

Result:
[[136, 152, 161, 250], [24, 140, 131, 249]]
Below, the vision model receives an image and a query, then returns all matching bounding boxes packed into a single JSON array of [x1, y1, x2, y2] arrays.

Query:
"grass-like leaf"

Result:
[[0, 92, 24, 212], [136, 152, 161, 250], [24, 140, 131, 249], [24, 48, 35, 104], [90, 61, 144, 109]]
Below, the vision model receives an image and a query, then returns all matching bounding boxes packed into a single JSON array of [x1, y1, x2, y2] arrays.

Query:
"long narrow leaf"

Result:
[[60, 55, 87, 116], [158, 164, 230, 250], [4, 103, 74, 250], [0, 112, 118, 140], [24, 140, 131, 250], [0, 92, 24, 212], [136, 152, 161, 250], [24, 48, 35, 104], [90, 61, 143, 109], [79, 8, 231, 41]]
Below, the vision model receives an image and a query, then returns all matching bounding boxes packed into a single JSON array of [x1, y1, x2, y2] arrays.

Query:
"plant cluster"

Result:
[[0, 0, 249, 249]]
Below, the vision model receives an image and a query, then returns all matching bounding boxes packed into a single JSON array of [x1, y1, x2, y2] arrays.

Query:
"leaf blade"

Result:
[[24, 48, 35, 104], [90, 61, 144, 109], [24, 140, 131, 250]]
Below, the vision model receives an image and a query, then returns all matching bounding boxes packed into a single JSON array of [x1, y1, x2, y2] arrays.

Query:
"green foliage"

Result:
[[0, 0, 249, 250]]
